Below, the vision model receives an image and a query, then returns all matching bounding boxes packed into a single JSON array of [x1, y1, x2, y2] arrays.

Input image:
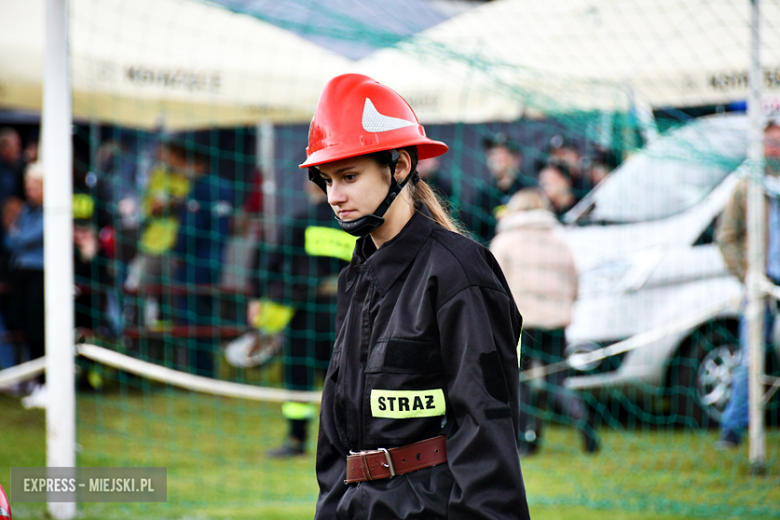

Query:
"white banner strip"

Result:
[[521, 296, 741, 382], [77, 344, 322, 403], [1, 295, 741, 396], [0, 357, 46, 387], [0, 344, 322, 404]]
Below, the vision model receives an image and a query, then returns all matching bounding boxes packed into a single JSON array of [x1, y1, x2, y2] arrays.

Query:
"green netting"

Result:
[[2, 0, 780, 519]]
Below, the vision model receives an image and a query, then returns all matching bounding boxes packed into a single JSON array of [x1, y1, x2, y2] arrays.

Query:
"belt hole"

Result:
[[435, 449, 439, 453]]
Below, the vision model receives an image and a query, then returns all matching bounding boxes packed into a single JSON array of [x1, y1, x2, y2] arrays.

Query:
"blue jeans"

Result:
[[0, 312, 15, 369], [720, 304, 775, 440]]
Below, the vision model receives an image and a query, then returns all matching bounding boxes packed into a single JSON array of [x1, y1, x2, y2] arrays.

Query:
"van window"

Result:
[[577, 116, 747, 224], [694, 217, 718, 246]]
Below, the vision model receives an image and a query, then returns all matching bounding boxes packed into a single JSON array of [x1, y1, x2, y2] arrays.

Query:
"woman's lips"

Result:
[[338, 210, 355, 218]]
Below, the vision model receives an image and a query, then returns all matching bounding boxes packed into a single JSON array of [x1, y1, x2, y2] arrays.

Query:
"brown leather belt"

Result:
[[345, 436, 447, 484]]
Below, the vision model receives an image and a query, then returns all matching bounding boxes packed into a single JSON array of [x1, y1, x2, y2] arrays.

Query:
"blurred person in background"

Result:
[[5, 163, 45, 408], [241, 167, 265, 218], [547, 134, 588, 201], [0, 197, 23, 392], [73, 194, 112, 335], [2, 198, 23, 233], [94, 139, 141, 333], [463, 132, 534, 245], [236, 166, 266, 241], [170, 132, 233, 378], [245, 180, 352, 458], [716, 120, 780, 448], [23, 138, 38, 165], [0, 128, 24, 207], [73, 151, 112, 233], [73, 204, 113, 391], [490, 188, 599, 455], [539, 160, 577, 218], [124, 139, 192, 328], [584, 146, 619, 189], [95, 139, 143, 239]]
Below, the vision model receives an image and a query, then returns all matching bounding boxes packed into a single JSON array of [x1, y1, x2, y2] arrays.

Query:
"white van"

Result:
[[560, 113, 765, 426]]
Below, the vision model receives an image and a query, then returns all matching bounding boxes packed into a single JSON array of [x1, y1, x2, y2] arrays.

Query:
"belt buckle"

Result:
[[378, 448, 396, 478]]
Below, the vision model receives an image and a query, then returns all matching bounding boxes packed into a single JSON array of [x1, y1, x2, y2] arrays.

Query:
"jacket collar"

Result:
[[496, 209, 558, 233], [348, 203, 435, 296]]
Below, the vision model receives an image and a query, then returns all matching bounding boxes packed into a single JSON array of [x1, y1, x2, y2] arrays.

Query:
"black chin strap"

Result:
[[308, 150, 418, 237]]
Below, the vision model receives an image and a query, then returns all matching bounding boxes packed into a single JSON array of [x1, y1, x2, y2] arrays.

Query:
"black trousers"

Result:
[[518, 328, 592, 446], [284, 297, 336, 443], [174, 293, 217, 377], [285, 303, 335, 391], [10, 268, 45, 361]]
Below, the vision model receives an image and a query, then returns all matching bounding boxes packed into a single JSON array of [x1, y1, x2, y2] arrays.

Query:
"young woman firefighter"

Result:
[[300, 74, 530, 520]]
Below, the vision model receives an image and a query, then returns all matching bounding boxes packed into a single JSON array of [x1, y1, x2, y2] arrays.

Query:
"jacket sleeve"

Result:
[[313, 407, 348, 520], [313, 272, 350, 520], [261, 216, 300, 303], [437, 284, 530, 520], [716, 180, 747, 282], [5, 211, 43, 253]]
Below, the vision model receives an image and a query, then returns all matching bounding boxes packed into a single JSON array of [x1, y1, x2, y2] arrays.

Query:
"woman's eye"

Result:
[[344, 174, 356, 182], [323, 178, 333, 186]]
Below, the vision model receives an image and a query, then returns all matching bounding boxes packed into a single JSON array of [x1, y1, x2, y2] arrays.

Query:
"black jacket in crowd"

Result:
[[251, 201, 350, 309], [314, 205, 530, 520], [463, 174, 535, 246]]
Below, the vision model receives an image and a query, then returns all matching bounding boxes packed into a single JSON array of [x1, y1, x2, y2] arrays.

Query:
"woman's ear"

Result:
[[395, 149, 412, 183]]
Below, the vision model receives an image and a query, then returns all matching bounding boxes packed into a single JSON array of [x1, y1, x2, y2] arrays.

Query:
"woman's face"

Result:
[[73, 224, 93, 243], [486, 146, 519, 178], [25, 177, 44, 206], [317, 155, 391, 222], [539, 166, 570, 202]]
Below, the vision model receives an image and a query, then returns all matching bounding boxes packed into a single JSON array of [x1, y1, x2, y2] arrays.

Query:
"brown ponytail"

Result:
[[369, 147, 466, 236], [408, 178, 465, 235]]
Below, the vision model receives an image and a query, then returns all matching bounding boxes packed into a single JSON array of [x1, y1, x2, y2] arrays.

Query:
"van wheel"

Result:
[[668, 322, 740, 428]]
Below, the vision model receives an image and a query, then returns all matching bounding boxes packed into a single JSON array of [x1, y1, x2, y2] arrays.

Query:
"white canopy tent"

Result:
[[388, 0, 780, 114], [3, 0, 779, 130], [0, 0, 352, 129], [0, 0, 528, 129]]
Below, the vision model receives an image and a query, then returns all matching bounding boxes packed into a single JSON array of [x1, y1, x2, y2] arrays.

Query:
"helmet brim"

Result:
[[299, 139, 448, 169]]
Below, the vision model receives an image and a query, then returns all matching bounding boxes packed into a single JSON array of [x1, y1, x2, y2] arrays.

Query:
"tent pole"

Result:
[[89, 120, 99, 174], [257, 121, 276, 241], [43, 0, 76, 517], [747, 0, 767, 474]]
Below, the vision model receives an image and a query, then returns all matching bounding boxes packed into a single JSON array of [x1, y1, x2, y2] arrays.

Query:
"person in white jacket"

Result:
[[491, 188, 598, 455]]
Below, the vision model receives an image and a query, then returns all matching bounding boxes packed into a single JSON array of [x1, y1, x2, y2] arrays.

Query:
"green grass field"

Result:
[[2, 387, 779, 520]]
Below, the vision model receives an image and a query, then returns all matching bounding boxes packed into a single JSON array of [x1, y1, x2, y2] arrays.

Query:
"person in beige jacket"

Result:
[[715, 121, 780, 448], [491, 188, 598, 455]]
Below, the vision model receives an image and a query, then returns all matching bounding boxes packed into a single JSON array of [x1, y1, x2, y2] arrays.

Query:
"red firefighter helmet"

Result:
[[0, 483, 11, 520], [299, 74, 448, 168]]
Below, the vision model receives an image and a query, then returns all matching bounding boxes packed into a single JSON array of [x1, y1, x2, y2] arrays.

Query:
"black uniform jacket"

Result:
[[315, 206, 530, 520]]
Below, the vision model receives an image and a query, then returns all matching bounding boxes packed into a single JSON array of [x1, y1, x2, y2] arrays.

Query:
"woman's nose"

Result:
[[328, 182, 346, 205]]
